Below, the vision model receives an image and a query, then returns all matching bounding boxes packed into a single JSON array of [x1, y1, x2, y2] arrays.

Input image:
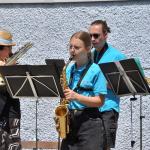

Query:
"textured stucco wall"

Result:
[[0, 1, 150, 150]]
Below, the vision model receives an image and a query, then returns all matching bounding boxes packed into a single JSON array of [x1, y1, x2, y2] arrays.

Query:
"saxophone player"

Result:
[[0, 29, 21, 150], [60, 31, 107, 150]]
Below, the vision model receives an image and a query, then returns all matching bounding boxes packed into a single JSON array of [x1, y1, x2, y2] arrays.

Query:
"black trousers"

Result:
[[0, 118, 21, 150], [101, 110, 119, 149], [61, 108, 105, 150], [0, 91, 21, 150]]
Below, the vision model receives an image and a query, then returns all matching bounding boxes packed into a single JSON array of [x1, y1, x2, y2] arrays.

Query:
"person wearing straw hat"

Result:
[[0, 28, 21, 150]]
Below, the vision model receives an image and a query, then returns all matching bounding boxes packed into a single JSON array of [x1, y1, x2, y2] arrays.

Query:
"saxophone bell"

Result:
[[55, 104, 69, 139]]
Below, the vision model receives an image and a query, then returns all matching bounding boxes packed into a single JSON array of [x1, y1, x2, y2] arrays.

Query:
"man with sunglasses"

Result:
[[89, 20, 126, 150]]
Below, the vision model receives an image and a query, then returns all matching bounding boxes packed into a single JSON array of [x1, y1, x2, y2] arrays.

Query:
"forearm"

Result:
[[74, 93, 104, 107]]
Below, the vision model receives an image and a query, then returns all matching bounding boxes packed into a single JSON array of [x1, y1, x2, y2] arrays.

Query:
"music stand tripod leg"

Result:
[[130, 95, 137, 148], [33, 98, 39, 150], [26, 72, 39, 150], [140, 95, 145, 150]]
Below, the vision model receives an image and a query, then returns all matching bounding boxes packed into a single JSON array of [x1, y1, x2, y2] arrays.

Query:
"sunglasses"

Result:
[[90, 33, 100, 39]]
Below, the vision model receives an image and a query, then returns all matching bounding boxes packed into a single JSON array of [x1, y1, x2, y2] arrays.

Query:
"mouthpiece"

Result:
[[69, 56, 73, 61]]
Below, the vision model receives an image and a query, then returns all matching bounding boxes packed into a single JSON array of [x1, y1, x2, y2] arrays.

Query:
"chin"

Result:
[[92, 44, 98, 48], [72, 56, 76, 60]]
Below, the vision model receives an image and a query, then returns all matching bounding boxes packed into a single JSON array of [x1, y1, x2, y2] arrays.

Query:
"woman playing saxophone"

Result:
[[60, 31, 107, 150]]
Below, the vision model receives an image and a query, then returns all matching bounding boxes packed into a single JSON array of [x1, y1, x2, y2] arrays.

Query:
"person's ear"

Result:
[[104, 32, 108, 39]]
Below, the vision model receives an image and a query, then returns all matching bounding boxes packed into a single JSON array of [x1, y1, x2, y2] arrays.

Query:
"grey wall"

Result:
[[0, 1, 150, 150]]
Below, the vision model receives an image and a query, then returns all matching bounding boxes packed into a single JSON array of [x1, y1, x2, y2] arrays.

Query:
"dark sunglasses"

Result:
[[90, 34, 100, 39]]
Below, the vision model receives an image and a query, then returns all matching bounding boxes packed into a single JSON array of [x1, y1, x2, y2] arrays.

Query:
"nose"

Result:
[[70, 47, 75, 53], [91, 36, 96, 41]]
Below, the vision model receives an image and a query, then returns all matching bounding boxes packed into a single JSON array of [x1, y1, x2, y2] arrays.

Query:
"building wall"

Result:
[[0, 1, 150, 149]]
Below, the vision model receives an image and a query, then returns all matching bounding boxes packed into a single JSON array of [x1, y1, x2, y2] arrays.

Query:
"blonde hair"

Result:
[[70, 31, 92, 48]]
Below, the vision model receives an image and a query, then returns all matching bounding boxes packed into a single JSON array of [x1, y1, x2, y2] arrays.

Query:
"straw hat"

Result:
[[0, 29, 16, 46]]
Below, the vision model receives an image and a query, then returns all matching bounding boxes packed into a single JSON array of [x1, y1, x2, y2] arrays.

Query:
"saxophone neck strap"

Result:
[[69, 60, 92, 92]]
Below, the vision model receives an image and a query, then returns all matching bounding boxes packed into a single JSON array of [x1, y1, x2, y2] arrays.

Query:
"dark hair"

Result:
[[90, 20, 111, 34], [0, 45, 5, 51], [70, 31, 91, 48]]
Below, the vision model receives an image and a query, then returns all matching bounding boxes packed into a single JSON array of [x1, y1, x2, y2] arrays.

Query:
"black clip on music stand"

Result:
[[99, 58, 150, 150], [45, 59, 65, 150], [0, 64, 64, 150]]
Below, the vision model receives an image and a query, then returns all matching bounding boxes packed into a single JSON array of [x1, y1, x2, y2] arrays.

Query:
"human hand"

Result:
[[64, 88, 77, 101], [0, 60, 6, 66], [11, 60, 17, 65]]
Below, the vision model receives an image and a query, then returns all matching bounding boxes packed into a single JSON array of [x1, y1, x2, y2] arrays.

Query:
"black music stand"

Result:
[[99, 58, 150, 150], [0, 64, 64, 150], [45, 59, 65, 150], [45, 59, 65, 100]]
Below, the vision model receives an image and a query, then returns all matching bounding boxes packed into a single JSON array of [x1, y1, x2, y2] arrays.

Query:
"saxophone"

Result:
[[0, 42, 33, 86], [55, 57, 72, 139]]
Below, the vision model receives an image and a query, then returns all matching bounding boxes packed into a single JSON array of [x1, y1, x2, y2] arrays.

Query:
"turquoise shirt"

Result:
[[66, 62, 107, 110], [91, 44, 126, 112]]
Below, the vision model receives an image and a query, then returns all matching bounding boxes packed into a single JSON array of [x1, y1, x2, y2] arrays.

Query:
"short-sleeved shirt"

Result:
[[66, 62, 107, 110], [91, 44, 126, 113]]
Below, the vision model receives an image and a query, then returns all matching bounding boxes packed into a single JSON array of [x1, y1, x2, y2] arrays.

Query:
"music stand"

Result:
[[99, 58, 150, 150], [45, 59, 65, 100], [45, 59, 65, 150], [0, 64, 64, 150]]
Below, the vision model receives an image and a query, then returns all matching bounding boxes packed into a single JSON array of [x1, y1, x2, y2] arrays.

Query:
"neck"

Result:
[[96, 42, 106, 52], [76, 57, 89, 68]]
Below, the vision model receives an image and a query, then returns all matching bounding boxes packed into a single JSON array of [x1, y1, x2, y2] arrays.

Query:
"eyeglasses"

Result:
[[68, 45, 80, 51], [90, 33, 100, 39]]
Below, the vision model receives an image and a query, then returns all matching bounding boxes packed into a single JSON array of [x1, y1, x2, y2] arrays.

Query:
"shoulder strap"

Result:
[[94, 43, 108, 63], [74, 60, 92, 92]]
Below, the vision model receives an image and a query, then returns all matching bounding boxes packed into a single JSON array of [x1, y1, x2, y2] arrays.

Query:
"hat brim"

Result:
[[0, 43, 16, 46]]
